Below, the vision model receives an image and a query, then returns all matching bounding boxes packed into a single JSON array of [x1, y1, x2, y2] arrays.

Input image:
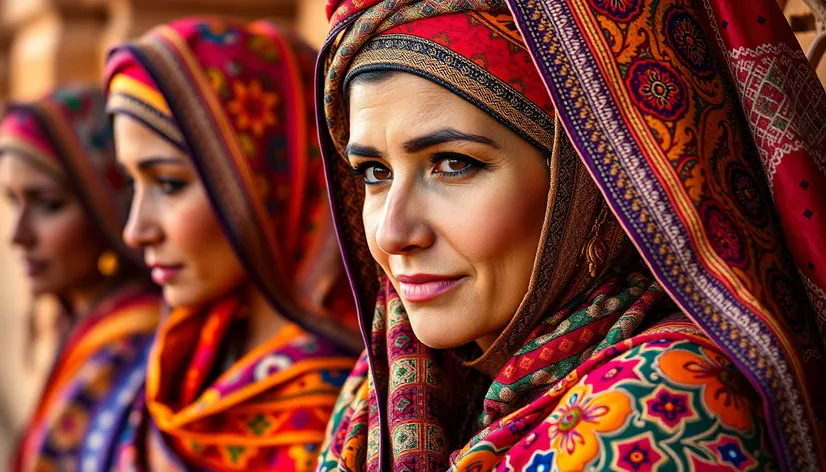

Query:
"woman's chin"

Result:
[[408, 313, 478, 350], [29, 285, 52, 298], [162, 285, 205, 309], [416, 336, 463, 350], [162, 279, 246, 309], [29, 278, 64, 298]]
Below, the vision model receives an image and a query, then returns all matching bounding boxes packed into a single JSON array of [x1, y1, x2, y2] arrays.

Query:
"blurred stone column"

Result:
[[784, 0, 826, 81], [3, 0, 109, 99], [296, 0, 328, 48], [0, 31, 10, 102]]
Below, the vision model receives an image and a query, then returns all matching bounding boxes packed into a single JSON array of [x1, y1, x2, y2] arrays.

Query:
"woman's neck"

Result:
[[475, 329, 505, 353], [63, 276, 115, 316], [475, 336, 495, 353], [240, 285, 289, 355], [63, 273, 144, 317]]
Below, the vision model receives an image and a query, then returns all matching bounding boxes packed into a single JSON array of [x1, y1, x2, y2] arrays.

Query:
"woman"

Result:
[[89, 17, 361, 471], [316, 0, 826, 470], [0, 86, 161, 471]]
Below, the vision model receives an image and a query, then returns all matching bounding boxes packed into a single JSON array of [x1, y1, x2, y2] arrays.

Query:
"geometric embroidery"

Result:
[[800, 271, 826, 343], [728, 43, 826, 188], [246, 414, 273, 436]]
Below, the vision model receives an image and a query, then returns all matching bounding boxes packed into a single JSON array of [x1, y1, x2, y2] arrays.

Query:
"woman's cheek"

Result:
[[363, 194, 388, 267], [164, 188, 219, 259], [53, 204, 100, 257], [438, 183, 542, 265], [41, 202, 104, 291]]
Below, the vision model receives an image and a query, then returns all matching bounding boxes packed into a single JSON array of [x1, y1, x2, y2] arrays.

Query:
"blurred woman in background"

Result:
[[0, 85, 160, 472], [89, 17, 361, 471]]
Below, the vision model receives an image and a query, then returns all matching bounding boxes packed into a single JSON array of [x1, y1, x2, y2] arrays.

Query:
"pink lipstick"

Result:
[[150, 264, 183, 285], [23, 258, 48, 277], [396, 274, 465, 303]]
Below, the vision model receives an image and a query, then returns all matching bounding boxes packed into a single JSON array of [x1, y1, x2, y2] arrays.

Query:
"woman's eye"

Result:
[[433, 158, 472, 174], [158, 178, 187, 195], [431, 153, 484, 177], [39, 200, 65, 213], [4, 192, 19, 207], [354, 163, 393, 185]]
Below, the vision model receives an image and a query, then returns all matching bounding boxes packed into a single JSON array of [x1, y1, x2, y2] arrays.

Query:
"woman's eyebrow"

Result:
[[20, 187, 56, 199], [136, 156, 185, 170], [402, 128, 498, 153], [345, 143, 383, 159], [344, 129, 498, 158]]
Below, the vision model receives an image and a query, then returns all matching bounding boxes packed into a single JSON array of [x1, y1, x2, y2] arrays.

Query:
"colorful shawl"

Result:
[[13, 286, 159, 472], [315, 1, 826, 471], [95, 18, 360, 471], [0, 87, 161, 472]]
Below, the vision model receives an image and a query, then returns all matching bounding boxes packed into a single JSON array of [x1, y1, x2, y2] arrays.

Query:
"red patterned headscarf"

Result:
[[316, 0, 826, 470], [99, 17, 360, 470]]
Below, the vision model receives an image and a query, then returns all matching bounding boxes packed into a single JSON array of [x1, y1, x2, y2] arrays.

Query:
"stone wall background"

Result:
[[0, 0, 821, 464]]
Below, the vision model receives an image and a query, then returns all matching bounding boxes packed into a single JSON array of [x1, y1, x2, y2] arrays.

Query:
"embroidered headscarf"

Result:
[[316, 0, 826, 470], [92, 17, 360, 471], [0, 87, 160, 472]]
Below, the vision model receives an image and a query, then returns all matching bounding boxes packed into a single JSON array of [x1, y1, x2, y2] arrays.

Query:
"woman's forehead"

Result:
[[112, 115, 188, 166], [349, 75, 502, 143], [350, 72, 461, 107], [0, 153, 63, 187]]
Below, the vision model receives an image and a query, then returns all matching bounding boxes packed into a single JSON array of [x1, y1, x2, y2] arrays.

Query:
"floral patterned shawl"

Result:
[[86, 18, 360, 471], [315, 0, 826, 471]]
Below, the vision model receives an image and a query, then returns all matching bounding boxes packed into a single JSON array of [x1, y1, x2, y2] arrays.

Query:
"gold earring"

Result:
[[583, 206, 609, 277], [97, 250, 120, 277]]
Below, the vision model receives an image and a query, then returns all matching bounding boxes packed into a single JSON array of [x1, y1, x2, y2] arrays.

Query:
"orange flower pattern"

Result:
[[658, 346, 755, 431], [545, 384, 632, 470], [226, 78, 279, 138]]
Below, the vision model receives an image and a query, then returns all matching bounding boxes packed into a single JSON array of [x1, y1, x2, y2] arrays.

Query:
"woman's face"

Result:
[[0, 154, 106, 297], [114, 115, 246, 308], [348, 72, 550, 350]]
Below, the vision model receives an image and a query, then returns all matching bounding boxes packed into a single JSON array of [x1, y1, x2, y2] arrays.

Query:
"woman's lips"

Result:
[[396, 274, 465, 303], [150, 264, 183, 285], [23, 258, 48, 277]]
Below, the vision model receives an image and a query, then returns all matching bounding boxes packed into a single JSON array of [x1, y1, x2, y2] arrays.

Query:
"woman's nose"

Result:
[[375, 181, 435, 255], [122, 194, 163, 248], [10, 209, 35, 248]]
